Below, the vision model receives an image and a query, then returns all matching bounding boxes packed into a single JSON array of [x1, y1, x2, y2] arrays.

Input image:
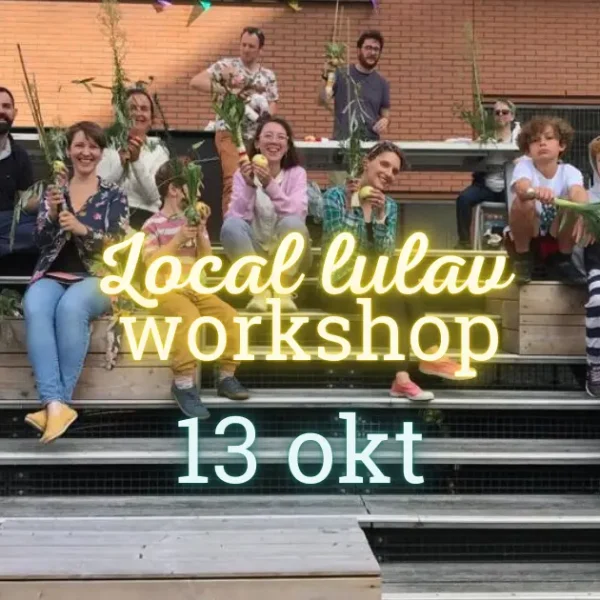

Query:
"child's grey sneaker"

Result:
[[586, 365, 600, 398], [217, 376, 250, 401], [171, 384, 211, 419]]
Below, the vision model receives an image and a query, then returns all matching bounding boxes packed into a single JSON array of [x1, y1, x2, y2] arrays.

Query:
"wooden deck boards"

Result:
[[0, 515, 380, 599]]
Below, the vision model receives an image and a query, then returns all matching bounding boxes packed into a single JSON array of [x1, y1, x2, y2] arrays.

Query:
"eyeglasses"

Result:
[[495, 110, 511, 116], [261, 133, 288, 142], [362, 45, 381, 53]]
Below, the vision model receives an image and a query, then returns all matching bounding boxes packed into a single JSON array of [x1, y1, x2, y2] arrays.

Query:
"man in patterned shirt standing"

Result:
[[191, 27, 279, 216]]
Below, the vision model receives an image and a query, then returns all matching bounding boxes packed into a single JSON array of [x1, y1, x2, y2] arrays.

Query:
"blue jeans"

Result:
[[456, 184, 505, 244], [220, 216, 313, 275], [23, 277, 112, 405]]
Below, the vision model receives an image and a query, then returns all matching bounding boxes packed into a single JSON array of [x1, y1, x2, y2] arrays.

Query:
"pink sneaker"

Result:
[[390, 376, 434, 401]]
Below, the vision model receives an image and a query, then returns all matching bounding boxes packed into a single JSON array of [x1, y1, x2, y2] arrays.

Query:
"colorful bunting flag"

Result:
[[153, 0, 172, 12]]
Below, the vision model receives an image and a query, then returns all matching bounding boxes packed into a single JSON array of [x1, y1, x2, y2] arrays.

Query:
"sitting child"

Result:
[[509, 116, 588, 284], [142, 159, 249, 419]]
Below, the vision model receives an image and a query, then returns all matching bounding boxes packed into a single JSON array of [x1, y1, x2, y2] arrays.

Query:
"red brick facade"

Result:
[[3, 0, 599, 193]]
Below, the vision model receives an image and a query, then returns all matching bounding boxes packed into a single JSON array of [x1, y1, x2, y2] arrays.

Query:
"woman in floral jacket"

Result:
[[23, 121, 129, 443]]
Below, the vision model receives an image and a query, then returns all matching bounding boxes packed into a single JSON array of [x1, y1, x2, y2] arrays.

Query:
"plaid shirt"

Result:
[[321, 186, 397, 283]]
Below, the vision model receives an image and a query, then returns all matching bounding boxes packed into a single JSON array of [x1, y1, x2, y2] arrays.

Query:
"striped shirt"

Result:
[[142, 211, 210, 279]]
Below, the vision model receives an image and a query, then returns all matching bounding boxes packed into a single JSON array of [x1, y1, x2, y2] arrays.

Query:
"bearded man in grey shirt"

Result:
[[319, 30, 390, 141]]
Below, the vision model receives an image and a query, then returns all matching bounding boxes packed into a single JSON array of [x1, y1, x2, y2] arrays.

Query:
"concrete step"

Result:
[[0, 388, 597, 411], [2, 494, 598, 527], [382, 563, 600, 598], [2, 438, 599, 466]]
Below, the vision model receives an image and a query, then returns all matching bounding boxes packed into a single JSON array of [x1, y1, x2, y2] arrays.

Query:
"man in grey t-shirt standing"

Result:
[[319, 30, 390, 141]]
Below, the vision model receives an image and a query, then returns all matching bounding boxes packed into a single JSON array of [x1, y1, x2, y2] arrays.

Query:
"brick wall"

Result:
[[3, 0, 600, 194]]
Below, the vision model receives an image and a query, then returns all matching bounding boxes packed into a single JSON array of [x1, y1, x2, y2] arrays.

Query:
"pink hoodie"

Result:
[[225, 165, 308, 221]]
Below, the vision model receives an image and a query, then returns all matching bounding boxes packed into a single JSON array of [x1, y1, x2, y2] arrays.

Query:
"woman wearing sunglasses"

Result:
[[455, 99, 521, 248]]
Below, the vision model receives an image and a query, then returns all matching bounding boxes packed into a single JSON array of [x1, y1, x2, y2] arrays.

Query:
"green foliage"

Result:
[[212, 91, 246, 150], [181, 162, 204, 225], [98, 0, 131, 153], [0, 289, 23, 345], [555, 198, 600, 241], [325, 41, 346, 64]]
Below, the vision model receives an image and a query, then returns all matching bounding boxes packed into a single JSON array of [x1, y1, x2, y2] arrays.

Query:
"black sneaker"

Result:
[[586, 365, 600, 398], [171, 383, 211, 419], [554, 257, 587, 285], [217, 376, 250, 401], [512, 251, 534, 284]]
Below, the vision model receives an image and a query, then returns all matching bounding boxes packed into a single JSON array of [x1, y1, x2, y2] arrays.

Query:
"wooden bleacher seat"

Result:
[[0, 514, 380, 600]]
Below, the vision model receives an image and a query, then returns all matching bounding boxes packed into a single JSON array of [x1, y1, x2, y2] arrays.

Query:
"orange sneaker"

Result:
[[419, 354, 463, 380], [390, 373, 434, 401]]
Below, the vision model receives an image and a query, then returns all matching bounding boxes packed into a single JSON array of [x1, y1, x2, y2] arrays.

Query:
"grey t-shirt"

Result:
[[332, 65, 390, 141]]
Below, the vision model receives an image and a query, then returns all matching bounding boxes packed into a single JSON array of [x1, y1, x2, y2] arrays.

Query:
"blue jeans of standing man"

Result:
[[23, 277, 111, 405], [220, 216, 313, 275]]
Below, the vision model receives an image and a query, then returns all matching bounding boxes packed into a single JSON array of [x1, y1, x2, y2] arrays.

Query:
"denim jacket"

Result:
[[30, 177, 129, 284]]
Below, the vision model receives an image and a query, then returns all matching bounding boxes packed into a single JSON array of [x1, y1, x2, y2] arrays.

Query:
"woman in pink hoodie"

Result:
[[220, 116, 311, 312]]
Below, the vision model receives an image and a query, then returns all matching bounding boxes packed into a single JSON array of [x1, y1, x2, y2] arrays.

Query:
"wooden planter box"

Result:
[[485, 282, 587, 356]]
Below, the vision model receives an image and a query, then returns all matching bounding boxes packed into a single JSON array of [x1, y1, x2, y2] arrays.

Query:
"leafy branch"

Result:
[[323, 0, 346, 97], [454, 23, 497, 142], [12, 44, 67, 250]]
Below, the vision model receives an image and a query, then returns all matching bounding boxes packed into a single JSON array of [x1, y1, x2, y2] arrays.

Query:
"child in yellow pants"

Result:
[[142, 159, 249, 419]]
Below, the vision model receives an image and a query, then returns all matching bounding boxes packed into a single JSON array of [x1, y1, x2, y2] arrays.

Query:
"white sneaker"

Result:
[[274, 292, 298, 312], [246, 289, 272, 312]]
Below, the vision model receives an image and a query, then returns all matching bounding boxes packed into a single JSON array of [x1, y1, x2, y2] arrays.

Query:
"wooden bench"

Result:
[[0, 317, 173, 402], [0, 515, 381, 600], [485, 282, 587, 355]]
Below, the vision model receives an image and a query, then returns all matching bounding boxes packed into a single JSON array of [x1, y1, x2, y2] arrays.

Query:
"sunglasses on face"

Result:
[[495, 110, 511, 116]]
